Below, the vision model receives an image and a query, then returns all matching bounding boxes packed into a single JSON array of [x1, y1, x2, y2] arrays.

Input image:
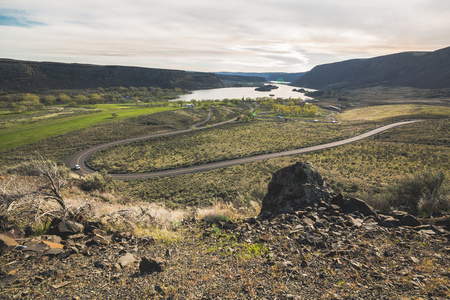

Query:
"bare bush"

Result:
[[0, 154, 72, 229]]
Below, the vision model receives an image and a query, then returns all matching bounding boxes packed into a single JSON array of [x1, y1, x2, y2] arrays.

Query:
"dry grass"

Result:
[[337, 104, 450, 122], [195, 200, 261, 221]]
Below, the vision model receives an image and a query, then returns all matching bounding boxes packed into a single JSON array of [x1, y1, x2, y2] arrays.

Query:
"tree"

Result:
[[74, 94, 89, 105], [42, 95, 56, 105], [58, 93, 71, 103], [22, 93, 44, 110]]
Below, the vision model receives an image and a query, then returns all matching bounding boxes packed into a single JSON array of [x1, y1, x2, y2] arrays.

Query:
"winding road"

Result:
[[66, 109, 422, 179]]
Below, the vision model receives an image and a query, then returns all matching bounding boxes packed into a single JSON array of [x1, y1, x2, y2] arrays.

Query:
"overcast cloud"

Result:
[[0, 0, 449, 72]]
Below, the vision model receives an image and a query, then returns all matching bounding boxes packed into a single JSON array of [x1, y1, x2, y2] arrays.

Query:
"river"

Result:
[[175, 83, 314, 101]]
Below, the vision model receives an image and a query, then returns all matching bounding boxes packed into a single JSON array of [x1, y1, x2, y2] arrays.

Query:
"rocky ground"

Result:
[[1, 162, 449, 299]]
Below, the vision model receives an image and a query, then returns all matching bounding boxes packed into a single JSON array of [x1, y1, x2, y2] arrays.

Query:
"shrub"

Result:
[[203, 214, 231, 226], [80, 170, 113, 192], [386, 170, 449, 216]]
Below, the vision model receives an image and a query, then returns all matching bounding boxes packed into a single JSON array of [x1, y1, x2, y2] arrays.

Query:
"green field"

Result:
[[0, 104, 181, 151]]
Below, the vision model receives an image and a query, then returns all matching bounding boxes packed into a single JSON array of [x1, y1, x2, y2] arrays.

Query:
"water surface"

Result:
[[176, 84, 313, 101]]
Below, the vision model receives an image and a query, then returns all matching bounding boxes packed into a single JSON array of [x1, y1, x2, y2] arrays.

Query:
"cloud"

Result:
[[0, 1, 449, 72]]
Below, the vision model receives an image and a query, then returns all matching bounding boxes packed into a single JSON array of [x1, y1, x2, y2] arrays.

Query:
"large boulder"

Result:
[[260, 162, 334, 216]]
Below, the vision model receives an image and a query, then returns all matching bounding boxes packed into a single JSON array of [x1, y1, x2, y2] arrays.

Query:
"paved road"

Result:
[[66, 116, 422, 180]]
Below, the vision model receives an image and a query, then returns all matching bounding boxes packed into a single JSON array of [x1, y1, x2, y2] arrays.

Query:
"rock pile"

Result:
[[0, 217, 165, 291]]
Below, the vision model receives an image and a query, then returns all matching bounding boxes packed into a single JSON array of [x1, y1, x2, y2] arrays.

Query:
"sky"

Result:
[[1, 0, 449, 72]]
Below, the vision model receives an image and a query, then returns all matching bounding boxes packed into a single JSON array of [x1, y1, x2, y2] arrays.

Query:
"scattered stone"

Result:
[[41, 240, 64, 249], [275, 260, 293, 270], [117, 252, 136, 268], [0, 275, 17, 287], [51, 281, 71, 289], [87, 234, 110, 246], [94, 261, 110, 269], [112, 231, 133, 243], [44, 248, 64, 256], [3, 226, 25, 240], [0, 233, 19, 253], [48, 220, 84, 238], [139, 256, 164, 274], [341, 198, 378, 218]]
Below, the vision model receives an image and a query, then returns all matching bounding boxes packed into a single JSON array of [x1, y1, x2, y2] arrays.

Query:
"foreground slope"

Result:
[[292, 46, 450, 90]]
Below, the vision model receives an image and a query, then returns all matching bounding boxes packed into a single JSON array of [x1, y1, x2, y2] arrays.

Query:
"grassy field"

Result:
[[0, 104, 181, 151], [336, 104, 450, 121], [86, 120, 377, 173], [115, 117, 449, 209], [2, 102, 448, 211], [0, 105, 245, 167]]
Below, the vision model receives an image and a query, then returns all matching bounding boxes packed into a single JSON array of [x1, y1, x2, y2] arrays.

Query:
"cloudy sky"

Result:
[[1, 0, 449, 72]]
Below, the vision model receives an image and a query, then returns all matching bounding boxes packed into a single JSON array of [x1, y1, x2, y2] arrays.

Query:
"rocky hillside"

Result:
[[1, 162, 449, 299], [0, 59, 224, 92], [292, 46, 450, 90]]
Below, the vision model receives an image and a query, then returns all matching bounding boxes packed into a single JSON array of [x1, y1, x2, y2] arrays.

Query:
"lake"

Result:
[[175, 84, 314, 101]]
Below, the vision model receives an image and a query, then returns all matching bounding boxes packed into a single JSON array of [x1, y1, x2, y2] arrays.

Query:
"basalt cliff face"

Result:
[[0, 59, 224, 91]]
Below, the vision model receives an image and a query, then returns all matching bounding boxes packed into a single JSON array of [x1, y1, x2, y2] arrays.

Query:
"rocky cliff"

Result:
[[292, 46, 450, 90], [0, 59, 224, 92]]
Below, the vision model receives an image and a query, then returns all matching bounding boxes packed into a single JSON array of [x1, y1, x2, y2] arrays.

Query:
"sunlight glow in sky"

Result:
[[1, 0, 449, 72]]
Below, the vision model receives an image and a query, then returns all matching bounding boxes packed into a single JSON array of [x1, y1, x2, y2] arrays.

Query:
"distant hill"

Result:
[[292, 46, 450, 90], [215, 73, 267, 87], [0, 59, 224, 92], [216, 72, 306, 83]]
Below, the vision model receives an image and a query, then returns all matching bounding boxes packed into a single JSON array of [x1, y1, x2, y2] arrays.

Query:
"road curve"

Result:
[[66, 118, 422, 180]]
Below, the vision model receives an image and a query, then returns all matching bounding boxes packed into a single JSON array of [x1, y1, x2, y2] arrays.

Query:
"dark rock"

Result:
[[379, 216, 401, 227], [3, 226, 25, 241], [23, 242, 50, 253], [24, 235, 62, 245], [380, 222, 398, 228], [38, 268, 59, 278], [340, 198, 378, 218], [94, 261, 110, 269], [400, 215, 422, 227], [139, 256, 165, 274], [44, 248, 64, 256], [260, 162, 333, 216], [112, 231, 133, 243], [86, 234, 110, 246], [48, 220, 84, 238]]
